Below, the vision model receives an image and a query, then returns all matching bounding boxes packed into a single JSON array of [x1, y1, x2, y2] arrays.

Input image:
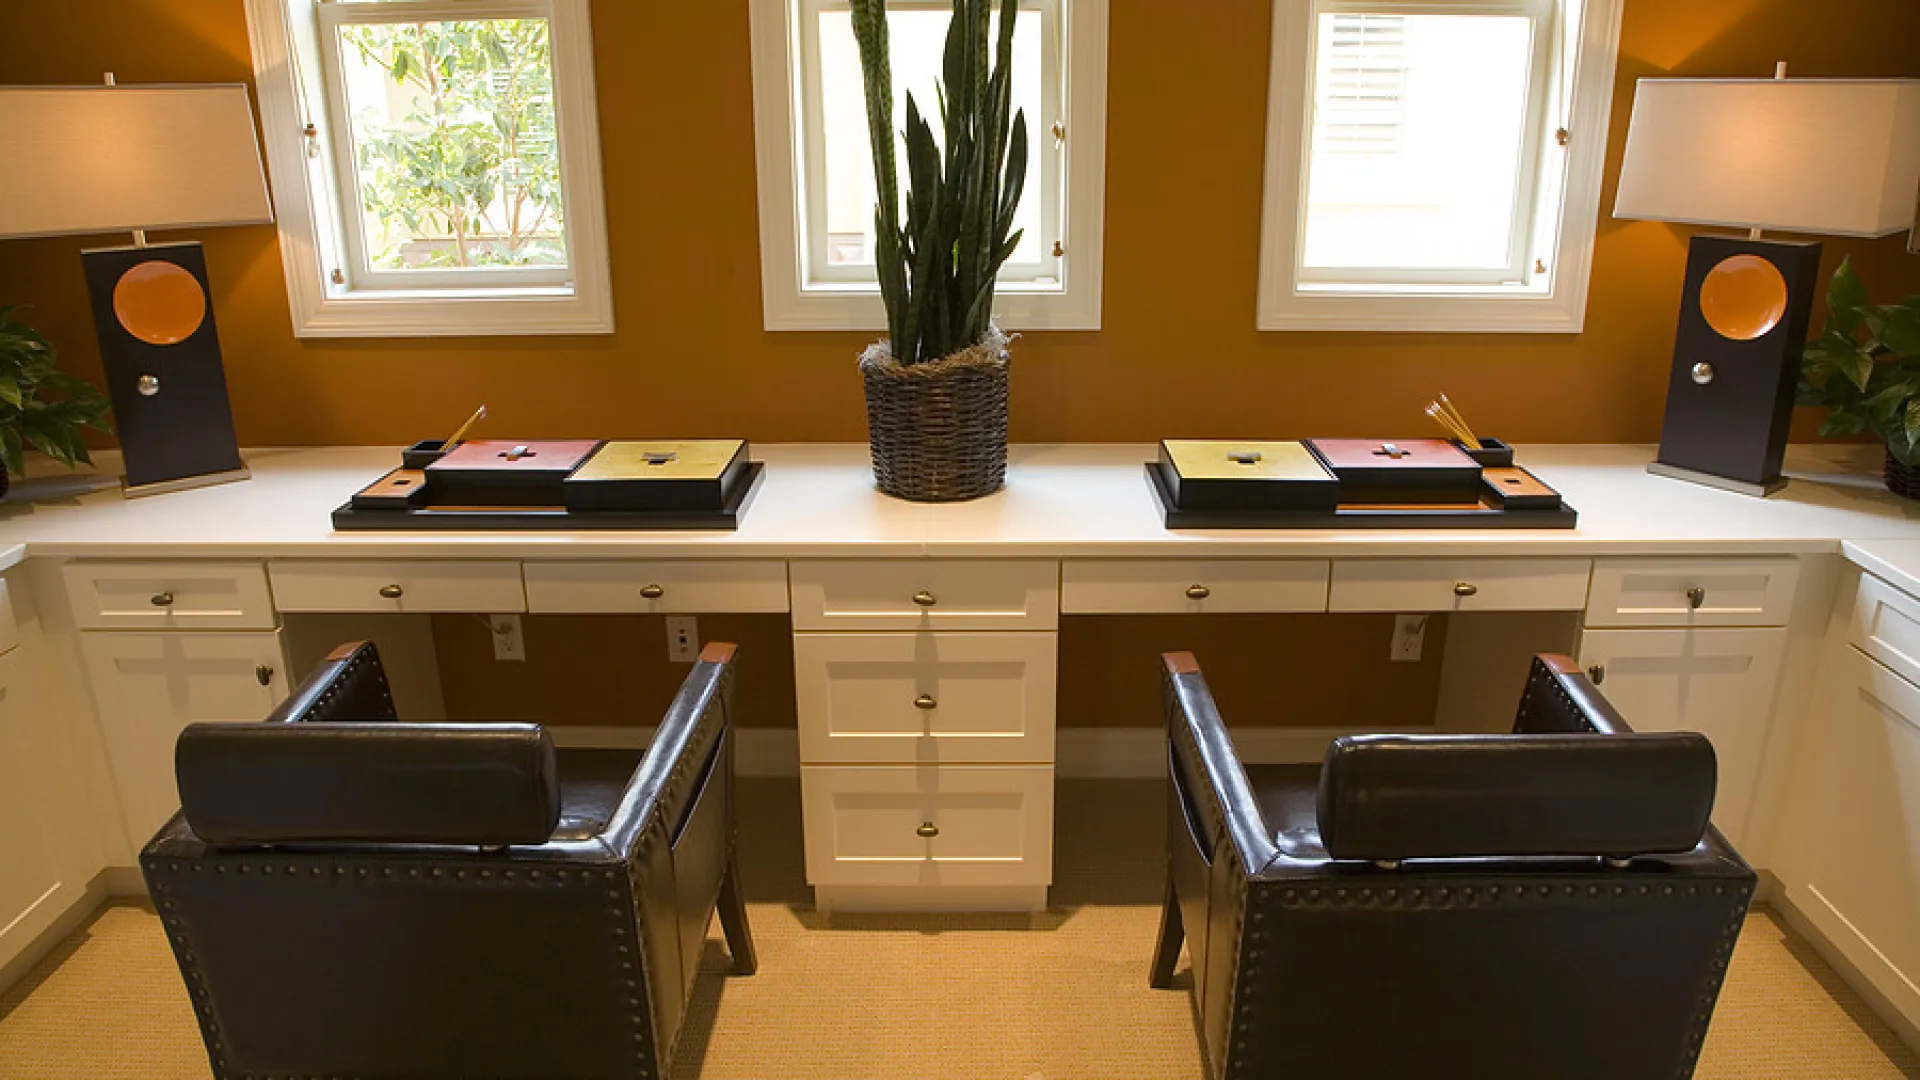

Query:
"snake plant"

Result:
[[849, 0, 1029, 365]]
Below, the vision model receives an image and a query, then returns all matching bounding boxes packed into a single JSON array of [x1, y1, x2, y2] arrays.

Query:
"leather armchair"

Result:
[[142, 639, 755, 1080], [1151, 652, 1755, 1080]]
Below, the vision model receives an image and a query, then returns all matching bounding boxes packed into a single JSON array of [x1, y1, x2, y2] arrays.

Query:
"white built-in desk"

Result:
[[2, 443, 1918, 1041]]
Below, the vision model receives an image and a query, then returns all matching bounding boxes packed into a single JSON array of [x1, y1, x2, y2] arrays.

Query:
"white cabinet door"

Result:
[[794, 632, 1056, 764], [0, 649, 67, 969], [801, 764, 1054, 888], [80, 632, 289, 847], [1576, 627, 1786, 847], [1788, 647, 1920, 1029]]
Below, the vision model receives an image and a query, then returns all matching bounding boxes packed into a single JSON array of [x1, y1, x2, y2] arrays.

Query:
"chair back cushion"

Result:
[[1318, 732, 1716, 861], [177, 722, 560, 845]]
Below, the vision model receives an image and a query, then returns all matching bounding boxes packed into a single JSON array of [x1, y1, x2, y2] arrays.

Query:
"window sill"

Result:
[[290, 288, 615, 339], [1256, 286, 1588, 333], [762, 283, 1102, 333]]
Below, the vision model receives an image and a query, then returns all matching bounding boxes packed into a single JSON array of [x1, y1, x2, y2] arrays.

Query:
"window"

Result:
[[244, 0, 612, 337], [1258, 0, 1624, 332], [748, 0, 1109, 331]]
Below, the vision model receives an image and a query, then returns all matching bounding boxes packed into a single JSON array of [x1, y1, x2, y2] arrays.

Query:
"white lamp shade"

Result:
[[0, 84, 274, 240], [1613, 78, 1920, 237]]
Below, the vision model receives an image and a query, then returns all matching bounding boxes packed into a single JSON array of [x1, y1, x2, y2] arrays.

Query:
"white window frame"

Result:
[[1257, 0, 1623, 332], [747, 0, 1109, 332], [243, 0, 614, 337]]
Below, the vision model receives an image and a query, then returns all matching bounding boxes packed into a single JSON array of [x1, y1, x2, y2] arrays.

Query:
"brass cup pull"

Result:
[[914, 694, 937, 710], [1587, 664, 1606, 685], [378, 584, 405, 599], [639, 583, 665, 599], [1186, 584, 1211, 600], [255, 664, 275, 687], [915, 822, 940, 838], [911, 590, 938, 608], [1453, 582, 1479, 598], [150, 591, 175, 608], [1686, 586, 1706, 610]]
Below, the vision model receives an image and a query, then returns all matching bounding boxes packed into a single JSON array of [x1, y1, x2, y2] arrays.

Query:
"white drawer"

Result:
[[62, 560, 275, 630], [789, 560, 1058, 631], [795, 632, 1055, 764], [1585, 557, 1800, 628], [525, 560, 789, 613], [269, 561, 526, 613], [801, 764, 1053, 887], [1852, 572, 1920, 689], [1329, 559, 1591, 612], [0, 578, 17, 656], [1060, 559, 1329, 614]]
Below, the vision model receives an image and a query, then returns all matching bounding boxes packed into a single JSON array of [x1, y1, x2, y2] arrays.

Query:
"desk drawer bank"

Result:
[[19, 551, 1819, 928]]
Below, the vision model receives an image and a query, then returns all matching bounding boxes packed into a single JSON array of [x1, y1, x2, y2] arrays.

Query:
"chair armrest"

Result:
[[597, 642, 739, 857], [267, 641, 399, 724], [1162, 652, 1280, 875], [1513, 653, 1633, 735]]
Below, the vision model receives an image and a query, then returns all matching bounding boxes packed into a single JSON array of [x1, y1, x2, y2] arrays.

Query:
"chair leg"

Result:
[[1149, 865, 1183, 988], [717, 850, 757, 976]]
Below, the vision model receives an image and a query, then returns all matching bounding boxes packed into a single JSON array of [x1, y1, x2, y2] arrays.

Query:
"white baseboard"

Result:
[[549, 725, 1429, 779]]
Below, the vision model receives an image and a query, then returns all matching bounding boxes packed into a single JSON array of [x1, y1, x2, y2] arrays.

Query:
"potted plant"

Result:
[[1797, 258, 1920, 498], [0, 307, 113, 499], [849, 0, 1029, 501]]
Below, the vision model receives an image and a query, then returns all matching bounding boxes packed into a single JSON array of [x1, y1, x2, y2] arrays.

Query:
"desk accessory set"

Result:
[[332, 406, 762, 531], [1148, 395, 1576, 529]]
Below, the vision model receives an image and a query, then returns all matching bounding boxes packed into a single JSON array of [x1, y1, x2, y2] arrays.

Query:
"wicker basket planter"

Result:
[[1886, 449, 1920, 501], [859, 329, 1011, 502]]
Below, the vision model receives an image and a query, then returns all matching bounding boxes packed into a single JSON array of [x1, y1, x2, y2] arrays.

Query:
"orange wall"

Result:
[[2, 0, 1917, 448]]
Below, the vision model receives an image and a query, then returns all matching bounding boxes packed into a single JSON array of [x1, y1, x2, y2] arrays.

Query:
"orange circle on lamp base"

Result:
[[112, 261, 207, 346], [1699, 254, 1789, 342]]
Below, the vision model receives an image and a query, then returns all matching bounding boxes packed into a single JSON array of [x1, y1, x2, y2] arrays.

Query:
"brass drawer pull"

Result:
[[150, 591, 175, 607], [1686, 586, 1706, 610], [1587, 664, 1606, 685], [916, 822, 940, 838], [912, 590, 938, 608], [1186, 584, 1211, 600], [914, 694, 937, 710], [255, 664, 275, 687], [639, 583, 665, 599], [378, 584, 405, 599], [1453, 582, 1479, 598]]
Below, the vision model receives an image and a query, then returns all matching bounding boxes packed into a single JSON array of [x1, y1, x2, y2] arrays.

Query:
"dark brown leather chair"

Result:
[[141, 639, 755, 1080], [1152, 652, 1755, 1080]]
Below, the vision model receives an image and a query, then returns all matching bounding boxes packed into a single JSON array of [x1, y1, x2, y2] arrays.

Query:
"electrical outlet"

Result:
[[1390, 614, 1427, 662], [666, 616, 699, 663], [490, 614, 525, 661]]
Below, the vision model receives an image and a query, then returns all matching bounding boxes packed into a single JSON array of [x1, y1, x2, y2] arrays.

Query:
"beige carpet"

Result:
[[1, 779, 1915, 1080]]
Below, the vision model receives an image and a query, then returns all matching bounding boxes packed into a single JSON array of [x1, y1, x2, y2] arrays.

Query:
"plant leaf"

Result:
[[0, 426, 21, 477], [0, 377, 19, 410], [1819, 411, 1869, 437], [1829, 257, 1867, 335]]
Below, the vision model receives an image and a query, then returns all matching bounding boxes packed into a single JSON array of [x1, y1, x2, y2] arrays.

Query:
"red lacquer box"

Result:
[[1305, 438, 1482, 505]]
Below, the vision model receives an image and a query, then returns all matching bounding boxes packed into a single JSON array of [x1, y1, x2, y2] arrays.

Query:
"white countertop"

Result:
[[1, 443, 1915, 561], [1843, 540, 1920, 599], [0, 545, 22, 573]]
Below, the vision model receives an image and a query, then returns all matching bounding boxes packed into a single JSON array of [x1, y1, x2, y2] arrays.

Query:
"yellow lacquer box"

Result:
[[1154, 440, 1340, 511], [563, 440, 752, 512]]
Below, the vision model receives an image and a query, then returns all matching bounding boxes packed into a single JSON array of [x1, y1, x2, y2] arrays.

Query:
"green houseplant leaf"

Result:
[[849, 0, 1029, 365], [1800, 259, 1920, 478], [0, 308, 112, 481]]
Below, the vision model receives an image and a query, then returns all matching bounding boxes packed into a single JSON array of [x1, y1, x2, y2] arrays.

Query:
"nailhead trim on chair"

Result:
[[144, 852, 649, 1080], [1243, 877, 1751, 1080]]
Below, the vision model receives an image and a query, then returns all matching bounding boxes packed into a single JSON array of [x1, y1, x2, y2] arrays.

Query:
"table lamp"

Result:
[[1614, 67, 1920, 497], [0, 78, 274, 496]]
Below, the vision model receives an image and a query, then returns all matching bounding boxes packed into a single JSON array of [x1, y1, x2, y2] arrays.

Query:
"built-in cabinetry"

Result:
[[1576, 558, 1801, 848], [0, 568, 107, 985], [1779, 569, 1920, 1042], [0, 579, 66, 970], [791, 560, 1059, 912], [62, 561, 291, 849]]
